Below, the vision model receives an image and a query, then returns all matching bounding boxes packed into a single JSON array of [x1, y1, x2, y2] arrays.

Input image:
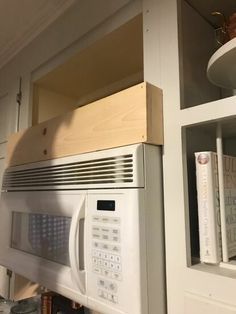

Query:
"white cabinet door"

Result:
[[0, 93, 11, 144], [0, 83, 19, 299]]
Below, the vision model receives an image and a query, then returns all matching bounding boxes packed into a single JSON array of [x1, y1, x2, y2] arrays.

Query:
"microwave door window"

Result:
[[11, 212, 71, 266]]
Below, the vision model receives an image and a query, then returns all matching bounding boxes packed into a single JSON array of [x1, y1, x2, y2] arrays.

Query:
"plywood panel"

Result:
[[33, 85, 77, 124], [7, 82, 163, 166], [35, 14, 143, 100]]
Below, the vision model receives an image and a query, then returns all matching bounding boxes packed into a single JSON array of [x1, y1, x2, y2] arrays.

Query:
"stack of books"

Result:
[[195, 151, 236, 264]]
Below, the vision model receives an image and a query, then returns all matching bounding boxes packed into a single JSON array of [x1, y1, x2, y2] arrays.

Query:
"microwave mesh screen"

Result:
[[11, 212, 71, 266], [3, 154, 134, 190]]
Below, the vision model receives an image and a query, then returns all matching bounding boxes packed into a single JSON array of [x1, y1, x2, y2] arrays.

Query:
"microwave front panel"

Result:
[[85, 189, 147, 314]]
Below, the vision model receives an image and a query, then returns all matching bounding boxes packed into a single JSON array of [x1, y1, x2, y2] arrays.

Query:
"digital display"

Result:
[[97, 200, 115, 211]]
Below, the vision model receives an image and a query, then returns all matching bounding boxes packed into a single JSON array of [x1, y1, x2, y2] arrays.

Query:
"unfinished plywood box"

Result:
[[7, 82, 163, 166]]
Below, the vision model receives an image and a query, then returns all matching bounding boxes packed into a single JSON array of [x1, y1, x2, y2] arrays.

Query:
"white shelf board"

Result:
[[180, 95, 236, 127], [207, 38, 236, 89], [184, 264, 236, 306]]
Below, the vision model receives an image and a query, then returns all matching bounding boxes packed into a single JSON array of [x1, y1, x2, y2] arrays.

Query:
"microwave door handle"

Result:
[[69, 195, 86, 294]]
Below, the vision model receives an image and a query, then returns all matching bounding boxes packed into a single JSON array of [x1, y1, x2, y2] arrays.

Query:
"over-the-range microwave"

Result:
[[0, 143, 165, 314]]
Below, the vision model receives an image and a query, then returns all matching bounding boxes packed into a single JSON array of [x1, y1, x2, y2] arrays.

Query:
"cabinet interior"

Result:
[[180, 0, 236, 109], [185, 118, 236, 265], [32, 14, 143, 124]]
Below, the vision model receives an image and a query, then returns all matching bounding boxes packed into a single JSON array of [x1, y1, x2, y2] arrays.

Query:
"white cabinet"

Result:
[[159, 0, 236, 313]]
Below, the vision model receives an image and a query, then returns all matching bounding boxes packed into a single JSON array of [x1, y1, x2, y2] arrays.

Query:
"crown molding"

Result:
[[0, 0, 76, 70]]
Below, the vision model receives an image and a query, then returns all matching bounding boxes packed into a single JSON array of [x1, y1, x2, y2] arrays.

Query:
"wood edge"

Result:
[[146, 82, 164, 145]]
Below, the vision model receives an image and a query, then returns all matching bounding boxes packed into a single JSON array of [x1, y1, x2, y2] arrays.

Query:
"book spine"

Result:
[[195, 152, 221, 264], [223, 155, 236, 259]]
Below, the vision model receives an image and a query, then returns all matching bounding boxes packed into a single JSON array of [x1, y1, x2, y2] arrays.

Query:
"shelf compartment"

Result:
[[184, 117, 236, 266], [32, 14, 144, 124]]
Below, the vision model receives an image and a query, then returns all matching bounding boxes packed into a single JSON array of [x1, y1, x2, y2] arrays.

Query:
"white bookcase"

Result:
[[158, 0, 236, 313]]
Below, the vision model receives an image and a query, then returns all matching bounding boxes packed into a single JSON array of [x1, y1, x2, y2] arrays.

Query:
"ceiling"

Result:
[[0, 0, 75, 70]]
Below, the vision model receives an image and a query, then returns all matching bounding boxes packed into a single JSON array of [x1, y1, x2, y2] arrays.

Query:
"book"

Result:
[[195, 151, 236, 264]]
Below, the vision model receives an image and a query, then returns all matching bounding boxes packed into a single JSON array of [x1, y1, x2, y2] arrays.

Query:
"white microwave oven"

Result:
[[0, 144, 165, 314]]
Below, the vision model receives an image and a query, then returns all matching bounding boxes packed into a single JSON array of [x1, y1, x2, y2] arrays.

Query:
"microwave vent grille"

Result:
[[3, 154, 134, 190]]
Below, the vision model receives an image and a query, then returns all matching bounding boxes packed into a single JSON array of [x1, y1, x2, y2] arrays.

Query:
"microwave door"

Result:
[[0, 191, 88, 300]]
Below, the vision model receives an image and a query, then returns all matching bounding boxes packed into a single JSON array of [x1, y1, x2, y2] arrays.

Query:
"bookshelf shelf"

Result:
[[162, 0, 236, 312], [180, 95, 236, 128]]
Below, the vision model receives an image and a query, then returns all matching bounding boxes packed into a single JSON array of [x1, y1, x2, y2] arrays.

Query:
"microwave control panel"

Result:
[[91, 215, 121, 304]]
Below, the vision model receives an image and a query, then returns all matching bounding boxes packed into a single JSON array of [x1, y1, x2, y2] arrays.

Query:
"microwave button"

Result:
[[111, 235, 120, 242], [103, 260, 109, 268], [92, 226, 100, 232], [109, 254, 115, 262], [111, 272, 122, 281], [100, 243, 108, 250], [92, 233, 100, 239], [98, 279, 106, 287], [97, 251, 103, 258], [98, 289, 107, 299], [100, 252, 105, 259], [115, 263, 121, 272], [93, 267, 101, 274], [97, 259, 103, 266], [92, 257, 98, 265], [111, 245, 120, 253], [108, 282, 117, 293], [102, 269, 110, 277], [104, 253, 109, 260], [109, 262, 115, 270], [111, 228, 119, 235], [101, 227, 110, 233], [102, 234, 109, 241], [115, 255, 121, 263], [101, 217, 110, 223], [93, 241, 99, 248], [112, 217, 120, 224], [108, 293, 117, 303], [93, 216, 101, 222]]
